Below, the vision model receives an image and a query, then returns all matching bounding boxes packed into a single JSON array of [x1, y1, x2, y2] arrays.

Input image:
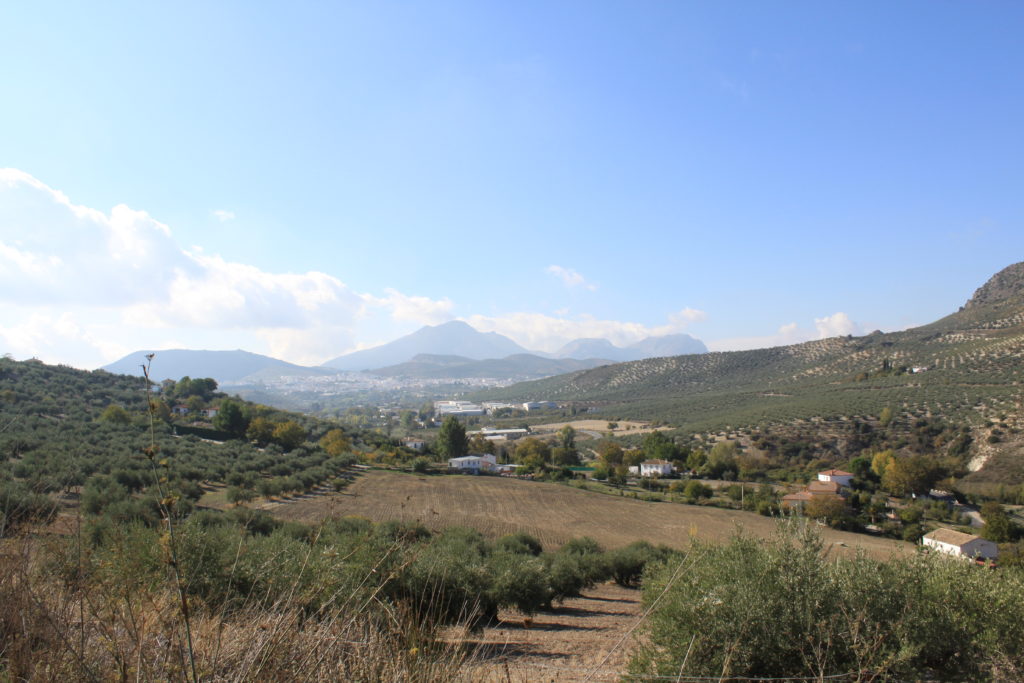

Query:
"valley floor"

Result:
[[204, 469, 910, 559]]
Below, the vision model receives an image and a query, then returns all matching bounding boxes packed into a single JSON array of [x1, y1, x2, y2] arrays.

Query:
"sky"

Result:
[[2, 2, 1023, 369]]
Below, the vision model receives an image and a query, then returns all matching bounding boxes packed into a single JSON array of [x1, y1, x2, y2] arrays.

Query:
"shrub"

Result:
[[630, 520, 1024, 680], [495, 532, 543, 556]]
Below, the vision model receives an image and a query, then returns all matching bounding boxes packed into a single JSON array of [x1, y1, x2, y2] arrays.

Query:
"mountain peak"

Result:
[[964, 261, 1024, 309]]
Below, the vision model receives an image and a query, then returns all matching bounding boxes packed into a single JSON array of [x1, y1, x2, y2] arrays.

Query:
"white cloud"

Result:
[[546, 265, 597, 291], [0, 311, 130, 367], [707, 322, 810, 352], [0, 169, 454, 367], [363, 288, 454, 326], [708, 312, 861, 352], [814, 312, 857, 338], [463, 306, 706, 352], [212, 209, 236, 222]]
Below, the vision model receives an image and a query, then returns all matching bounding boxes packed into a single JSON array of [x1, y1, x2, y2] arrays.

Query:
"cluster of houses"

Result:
[[780, 469, 999, 562], [443, 448, 1001, 564]]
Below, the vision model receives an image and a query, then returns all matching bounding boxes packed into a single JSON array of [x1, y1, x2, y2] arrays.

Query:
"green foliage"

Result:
[[642, 430, 678, 461], [981, 501, 1016, 542], [681, 479, 712, 502], [632, 521, 1024, 680], [495, 532, 543, 556], [271, 420, 306, 452], [606, 541, 676, 587], [212, 399, 248, 437], [99, 404, 131, 425], [435, 416, 468, 459], [0, 481, 58, 532]]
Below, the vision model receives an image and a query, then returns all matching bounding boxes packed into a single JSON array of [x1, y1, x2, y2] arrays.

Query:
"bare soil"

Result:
[[221, 469, 910, 559], [454, 582, 643, 682]]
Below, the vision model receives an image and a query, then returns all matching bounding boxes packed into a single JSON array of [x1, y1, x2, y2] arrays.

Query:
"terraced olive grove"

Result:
[[481, 263, 1024, 435]]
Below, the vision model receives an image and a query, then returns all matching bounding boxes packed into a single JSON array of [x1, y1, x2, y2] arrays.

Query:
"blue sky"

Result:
[[2, 2, 1022, 368]]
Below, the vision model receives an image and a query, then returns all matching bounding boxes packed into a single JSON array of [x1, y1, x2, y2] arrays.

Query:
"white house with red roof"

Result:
[[818, 469, 854, 487]]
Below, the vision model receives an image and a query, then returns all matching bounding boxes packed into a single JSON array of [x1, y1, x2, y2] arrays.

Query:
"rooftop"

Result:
[[924, 528, 982, 547]]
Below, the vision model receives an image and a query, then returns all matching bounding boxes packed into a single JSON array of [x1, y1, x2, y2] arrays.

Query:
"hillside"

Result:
[[481, 262, 1024, 432]]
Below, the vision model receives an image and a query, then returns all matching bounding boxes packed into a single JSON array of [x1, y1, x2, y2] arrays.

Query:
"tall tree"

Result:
[[436, 415, 468, 459], [213, 399, 248, 437]]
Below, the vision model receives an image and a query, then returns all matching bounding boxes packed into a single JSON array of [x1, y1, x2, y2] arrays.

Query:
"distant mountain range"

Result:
[[103, 320, 709, 384], [367, 353, 611, 380], [322, 321, 530, 371], [325, 320, 707, 371], [102, 349, 331, 383], [554, 334, 706, 362]]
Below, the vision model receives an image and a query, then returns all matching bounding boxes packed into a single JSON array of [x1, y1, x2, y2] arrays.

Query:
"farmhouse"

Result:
[[447, 453, 497, 474], [781, 479, 847, 510], [639, 460, 674, 477], [818, 469, 854, 487], [922, 528, 998, 561], [402, 437, 426, 451]]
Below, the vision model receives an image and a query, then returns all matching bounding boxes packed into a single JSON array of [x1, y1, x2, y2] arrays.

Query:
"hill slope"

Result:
[[481, 262, 1024, 431]]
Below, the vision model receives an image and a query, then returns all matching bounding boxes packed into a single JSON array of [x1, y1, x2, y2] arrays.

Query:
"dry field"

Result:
[[240, 470, 910, 559], [529, 419, 666, 437]]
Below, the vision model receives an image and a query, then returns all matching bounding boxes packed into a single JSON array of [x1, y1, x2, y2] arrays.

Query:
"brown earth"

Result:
[[454, 582, 642, 682], [221, 469, 911, 559]]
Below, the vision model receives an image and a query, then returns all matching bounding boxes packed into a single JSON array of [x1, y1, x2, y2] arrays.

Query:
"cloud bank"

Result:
[[0, 169, 450, 366]]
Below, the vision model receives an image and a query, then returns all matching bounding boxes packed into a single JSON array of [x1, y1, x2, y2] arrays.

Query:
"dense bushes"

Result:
[[631, 521, 1024, 680]]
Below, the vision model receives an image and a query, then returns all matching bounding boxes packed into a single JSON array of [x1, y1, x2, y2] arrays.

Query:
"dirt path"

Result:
[[455, 582, 643, 682]]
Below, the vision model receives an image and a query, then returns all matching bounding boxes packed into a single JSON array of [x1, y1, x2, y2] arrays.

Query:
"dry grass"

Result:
[[241, 470, 910, 560], [0, 535, 477, 682]]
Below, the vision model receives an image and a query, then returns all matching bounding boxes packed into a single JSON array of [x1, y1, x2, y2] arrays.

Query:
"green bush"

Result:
[[630, 520, 1024, 680], [606, 541, 676, 587], [495, 532, 543, 556]]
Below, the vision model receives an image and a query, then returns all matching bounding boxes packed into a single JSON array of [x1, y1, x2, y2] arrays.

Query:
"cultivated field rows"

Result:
[[256, 470, 910, 560]]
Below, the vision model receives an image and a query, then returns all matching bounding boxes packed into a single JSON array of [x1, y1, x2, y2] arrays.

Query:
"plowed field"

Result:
[[243, 470, 909, 558]]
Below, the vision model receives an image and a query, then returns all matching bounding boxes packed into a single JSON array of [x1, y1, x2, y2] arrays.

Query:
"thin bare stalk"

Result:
[[142, 354, 198, 683]]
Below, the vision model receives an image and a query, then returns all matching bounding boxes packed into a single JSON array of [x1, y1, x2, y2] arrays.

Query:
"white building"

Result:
[[434, 400, 485, 417], [523, 401, 557, 412], [467, 428, 529, 442], [817, 469, 854, 487], [639, 460, 674, 477], [447, 453, 498, 474], [922, 528, 998, 561], [402, 437, 426, 451]]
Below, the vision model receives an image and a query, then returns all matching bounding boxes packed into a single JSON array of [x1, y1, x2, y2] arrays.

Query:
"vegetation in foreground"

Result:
[[0, 503, 669, 681], [632, 521, 1024, 681]]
